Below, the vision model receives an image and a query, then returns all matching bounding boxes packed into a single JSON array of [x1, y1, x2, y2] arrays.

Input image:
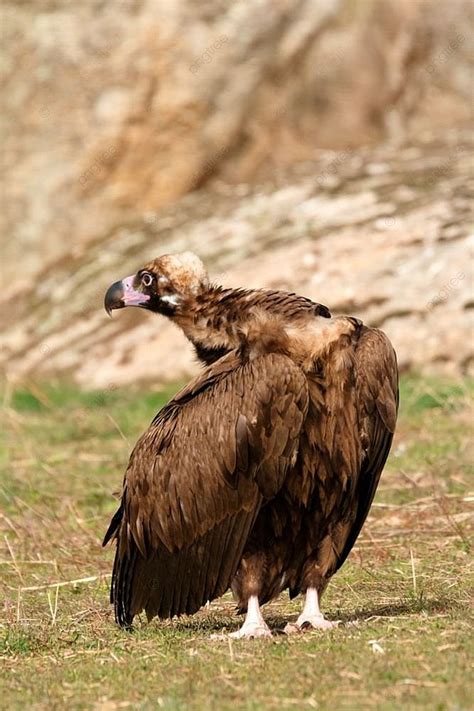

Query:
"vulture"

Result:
[[103, 252, 398, 638]]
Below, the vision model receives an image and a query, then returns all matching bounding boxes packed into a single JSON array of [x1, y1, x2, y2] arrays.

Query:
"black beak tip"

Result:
[[104, 281, 124, 317]]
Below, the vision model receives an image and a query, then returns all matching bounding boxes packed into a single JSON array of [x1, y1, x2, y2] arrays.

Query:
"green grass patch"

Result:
[[0, 374, 472, 710]]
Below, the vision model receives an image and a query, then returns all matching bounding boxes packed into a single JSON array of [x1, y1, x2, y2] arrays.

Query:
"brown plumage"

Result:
[[103, 252, 398, 635]]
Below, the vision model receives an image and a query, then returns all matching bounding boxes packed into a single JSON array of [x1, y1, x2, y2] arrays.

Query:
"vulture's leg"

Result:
[[285, 588, 338, 633], [229, 594, 272, 639], [297, 587, 338, 630], [226, 550, 272, 639]]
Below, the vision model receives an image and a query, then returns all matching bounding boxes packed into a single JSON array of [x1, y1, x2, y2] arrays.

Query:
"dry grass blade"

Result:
[[18, 574, 112, 592]]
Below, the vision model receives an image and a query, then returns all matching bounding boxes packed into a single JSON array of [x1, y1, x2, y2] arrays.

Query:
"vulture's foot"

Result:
[[210, 622, 272, 640], [284, 588, 339, 634], [228, 594, 272, 639], [229, 621, 273, 639], [284, 614, 339, 634]]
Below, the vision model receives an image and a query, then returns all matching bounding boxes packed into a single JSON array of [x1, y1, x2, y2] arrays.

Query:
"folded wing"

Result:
[[336, 326, 399, 570], [104, 351, 308, 626]]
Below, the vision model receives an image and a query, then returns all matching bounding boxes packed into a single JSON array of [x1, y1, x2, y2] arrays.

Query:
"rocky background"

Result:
[[1, 0, 472, 388]]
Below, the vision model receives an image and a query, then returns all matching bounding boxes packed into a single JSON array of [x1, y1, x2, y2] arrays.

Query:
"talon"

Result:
[[230, 623, 272, 639], [295, 614, 339, 631], [283, 622, 302, 635], [288, 589, 340, 631]]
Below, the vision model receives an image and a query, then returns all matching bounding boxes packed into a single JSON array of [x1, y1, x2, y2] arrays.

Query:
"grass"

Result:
[[0, 374, 472, 710]]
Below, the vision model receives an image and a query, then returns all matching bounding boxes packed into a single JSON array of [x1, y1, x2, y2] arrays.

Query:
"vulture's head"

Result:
[[104, 252, 209, 317]]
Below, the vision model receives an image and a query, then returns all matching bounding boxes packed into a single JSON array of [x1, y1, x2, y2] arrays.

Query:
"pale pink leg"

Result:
[[229, 595, 272, 639], [285, 588, 339, 633]]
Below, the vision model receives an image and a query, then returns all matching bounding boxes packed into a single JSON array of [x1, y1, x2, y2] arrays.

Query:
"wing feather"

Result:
[[335, 327, 398, 570], [104, 351, 308, 625]]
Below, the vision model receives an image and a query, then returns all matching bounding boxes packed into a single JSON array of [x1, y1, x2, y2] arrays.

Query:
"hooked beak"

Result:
[[104, 275, 151, 316]]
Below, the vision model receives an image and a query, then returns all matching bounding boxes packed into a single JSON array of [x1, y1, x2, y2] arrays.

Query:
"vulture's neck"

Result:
[[172, 285, 340, 368], [173, 286, 256, 364]]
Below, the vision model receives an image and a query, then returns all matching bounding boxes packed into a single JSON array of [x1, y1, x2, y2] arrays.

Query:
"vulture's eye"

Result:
[[141, 273, 153, 287]]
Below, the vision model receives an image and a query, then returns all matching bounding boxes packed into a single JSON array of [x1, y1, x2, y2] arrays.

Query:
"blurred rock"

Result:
[[1, 0, 472, 286], [0, 128, 472, 386]]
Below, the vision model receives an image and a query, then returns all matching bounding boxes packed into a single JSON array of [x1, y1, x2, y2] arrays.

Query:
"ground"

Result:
[[0, 374, 472, 710]]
